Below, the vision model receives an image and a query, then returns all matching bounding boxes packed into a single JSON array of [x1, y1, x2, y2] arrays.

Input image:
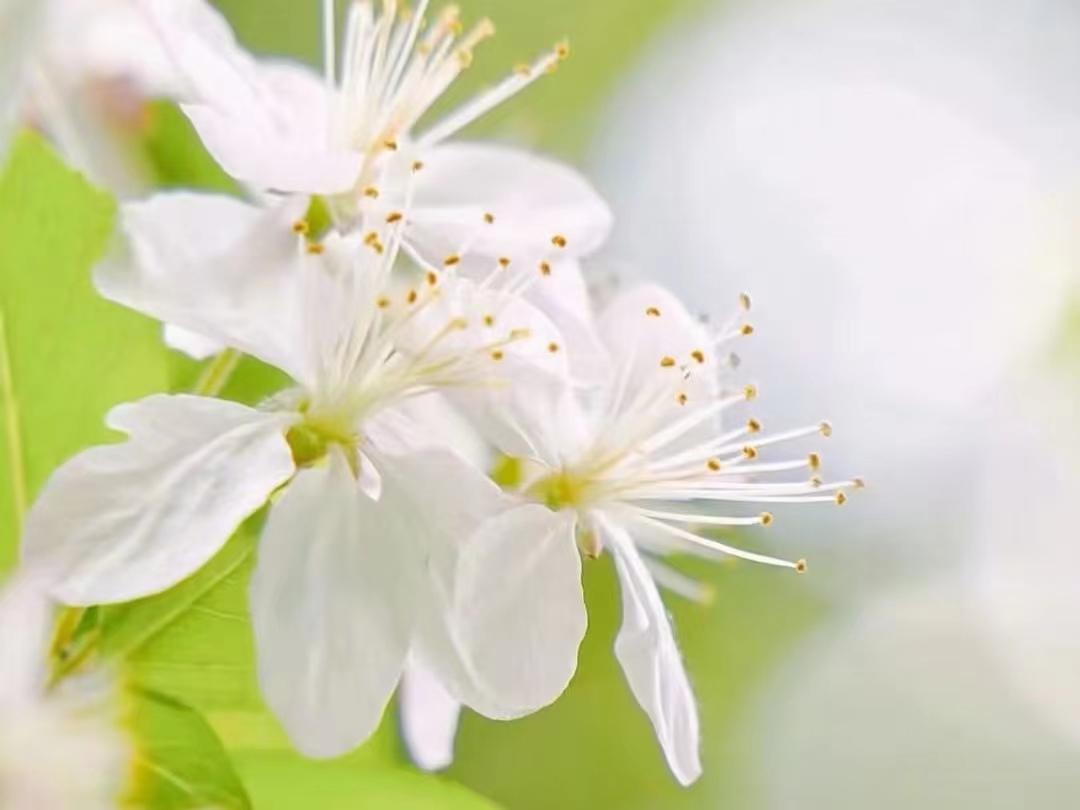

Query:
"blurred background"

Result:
[[19, 0, 1080, 806], [213, 0, 1080, 807]]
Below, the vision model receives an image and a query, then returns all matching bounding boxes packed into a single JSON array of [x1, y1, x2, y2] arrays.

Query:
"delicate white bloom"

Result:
[[0, 0, 49, 156], [0, 571, 131, 809], [143, 0, 613, 377], [454, 283, 860, 785], [23, 192, 587, 756], [5, 0, 185, 190]]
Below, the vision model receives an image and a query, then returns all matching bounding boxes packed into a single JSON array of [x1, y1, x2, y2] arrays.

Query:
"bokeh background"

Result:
[[217, 0, 1080, 807], [14, 0, 1080, 807]]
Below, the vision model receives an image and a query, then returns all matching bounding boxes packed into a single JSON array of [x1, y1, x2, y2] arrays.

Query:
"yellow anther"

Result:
[[807, 452, 821, 470], [450, 317, 469, 331], [660, 356, 677, 368], [548, 342, 560, 353], [835, 491, 848, 506], [677, 392, 689, 406], [483, 314, 495, 327], [551, 234, 568, 249], [514, 63, 532, 77], [498, 257, 511, 268], [809, 475, 823, 488], [385, 211, 404, 223], [483, 212, 495, 224], [706, 458, 722, 472], [743, 384, 758, 400], [412, 160, 425, 172], [690, 349, 705, 363], [795, 559, 808, 574], [740, 323, 755, 336], [292, 219, 309, 235], [406, 289, 418, 304], [364, 231, 379, 245], [456, 48, 474, 68], [819, 421, 833, 438], [491, 350, 505, 361], [426, 271, 439, 286], [747, 418, 762, 433], [853, 477, 866, 489], [383, 139, 399, 151], [363, 186, 380, 198], [306, 243, 325, 255], [509, 328, 531, 340], [555, 39, 570, 60], [443, 254, 461, 267], [739, 292, 752, 311], [742, 445, 758, 460], [760, 512, 774, 526], [646, 306, 662, 317], [377, 297, 391, 309], [539, 261, 552, 276]]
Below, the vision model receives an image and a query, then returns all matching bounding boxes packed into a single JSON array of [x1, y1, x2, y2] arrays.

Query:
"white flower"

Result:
[[22, 192, 588, 757], [0, 571, 131, 809], [0, 0, 49, 156], [444, 283, 860, 785], [143, 0, 613, 378], [4, 0, 186, 191]]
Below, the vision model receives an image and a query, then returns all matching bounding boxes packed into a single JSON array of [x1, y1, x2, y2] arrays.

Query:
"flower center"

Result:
[[529, 468, 596, 512]]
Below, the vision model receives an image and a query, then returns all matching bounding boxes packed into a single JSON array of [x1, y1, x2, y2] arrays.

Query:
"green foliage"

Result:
[[234, 751, 502, 810], [0, 132, 169, 572], [129, 690, 252, 809]]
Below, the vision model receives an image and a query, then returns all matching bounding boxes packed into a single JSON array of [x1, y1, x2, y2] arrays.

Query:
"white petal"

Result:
[[96, 192, 314, 384], [526, 260, 611, 386], [22, 395, 296, 606], [0, 0, 47, 155], [162, 324, 224, 360], [437, 504, 586, 719], [597, 513, 702, 786], [182, 102, 362, 194], [599, 282, 718, 390], [405, 142, 613, 262], [0, 573, 52, 701], [399, 661, 462, 772], [143, 0, 360, 193], [250, 450, 417, 758]]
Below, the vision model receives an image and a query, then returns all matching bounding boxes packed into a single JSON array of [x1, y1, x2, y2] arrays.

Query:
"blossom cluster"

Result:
[[2, 0, 860, 799]]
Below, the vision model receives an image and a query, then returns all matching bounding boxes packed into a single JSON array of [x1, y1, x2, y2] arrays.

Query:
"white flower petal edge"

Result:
[[441, 504, 586, 718], [22, 394, 297, 605], [0, 573, 132, 809], [95, 192, 314, 382], [250, 449, 416, 758], [399, 661, 463, 772], [597, 513, 702, 786], [0, 572, 53, 700], [405, 142, 614, 264], [0, 0, 48, 155], [142, 0, 359, 193]]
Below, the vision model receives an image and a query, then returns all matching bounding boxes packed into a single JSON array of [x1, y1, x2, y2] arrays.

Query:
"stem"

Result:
[[0, 306, 27, 532], [193, 348, 241, 397]]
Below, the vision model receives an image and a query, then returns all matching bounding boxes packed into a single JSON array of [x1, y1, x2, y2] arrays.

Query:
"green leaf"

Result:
[[0, 131, 169, 571], [101, 522, 264, 715], [130, 689, 252, 810], [141, 102, 238, 194], [234, 751, 503, 810]]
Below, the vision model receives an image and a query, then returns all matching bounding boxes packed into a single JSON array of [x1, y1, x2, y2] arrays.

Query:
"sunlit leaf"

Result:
[[0, 132, 169, 572], [129, 689, 252, 810]]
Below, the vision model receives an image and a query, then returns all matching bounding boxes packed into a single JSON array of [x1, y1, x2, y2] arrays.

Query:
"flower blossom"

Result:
[[401, 284, 862, 784], [0, 571, 131, 809], [23, 192, 588, 757], [142, 0, 613, 378]]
